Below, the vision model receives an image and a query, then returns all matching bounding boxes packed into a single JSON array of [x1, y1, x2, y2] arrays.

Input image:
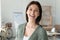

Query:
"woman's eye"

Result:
[[35, 10, 39, 12], [29, 9, 32, 11]]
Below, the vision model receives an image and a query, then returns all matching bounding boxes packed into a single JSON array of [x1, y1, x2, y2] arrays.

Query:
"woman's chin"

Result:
[[30, 17, 35, 19], [29, 17, 36, 20]]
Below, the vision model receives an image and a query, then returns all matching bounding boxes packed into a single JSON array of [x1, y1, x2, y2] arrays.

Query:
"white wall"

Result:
[[1, 0, 60, 25], [0, 0, 1, 27], [56, 0, 60, 24]]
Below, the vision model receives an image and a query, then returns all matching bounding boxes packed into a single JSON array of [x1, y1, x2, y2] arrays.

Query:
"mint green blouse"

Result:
[[17, 23, 48, 40]]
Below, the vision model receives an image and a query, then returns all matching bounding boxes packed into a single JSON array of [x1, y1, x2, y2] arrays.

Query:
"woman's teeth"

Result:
[[29, 15, 35, 17]]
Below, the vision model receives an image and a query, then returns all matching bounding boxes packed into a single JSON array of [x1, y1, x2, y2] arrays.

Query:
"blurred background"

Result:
[[1, 0, 60, 40]]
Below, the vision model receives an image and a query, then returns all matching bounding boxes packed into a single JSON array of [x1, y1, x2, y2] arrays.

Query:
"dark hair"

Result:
[[26, 1, 42, 24]]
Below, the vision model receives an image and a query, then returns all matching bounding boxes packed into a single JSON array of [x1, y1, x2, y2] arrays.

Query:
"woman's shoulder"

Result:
[[19, 23, 26, 27], [37, 25, 48, 40], [38, 25, 43, 30], [37, 25, 46, 33], [18, 23, 26, 29]]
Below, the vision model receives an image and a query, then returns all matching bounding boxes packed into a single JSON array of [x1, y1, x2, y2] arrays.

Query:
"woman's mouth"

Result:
[[29, 14, 35, 18]]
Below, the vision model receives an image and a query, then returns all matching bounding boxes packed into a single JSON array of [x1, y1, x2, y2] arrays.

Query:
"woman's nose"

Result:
[[31, 11, 35, 15]]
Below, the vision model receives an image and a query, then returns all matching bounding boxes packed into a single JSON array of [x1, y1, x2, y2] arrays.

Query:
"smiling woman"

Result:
[[17, 1, 48, 40], [26, 4, 39, 23]]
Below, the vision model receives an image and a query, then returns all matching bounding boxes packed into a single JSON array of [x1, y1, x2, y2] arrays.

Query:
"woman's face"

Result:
[[26, 4, 39, 21]]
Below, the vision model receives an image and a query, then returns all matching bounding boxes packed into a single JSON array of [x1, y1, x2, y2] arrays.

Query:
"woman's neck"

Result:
[[27, 21, 37, 28], [28, 19, 36, 24]]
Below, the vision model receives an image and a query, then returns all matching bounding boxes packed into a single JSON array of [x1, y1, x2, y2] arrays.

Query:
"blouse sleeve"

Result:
[[38, 28, 48, 40]]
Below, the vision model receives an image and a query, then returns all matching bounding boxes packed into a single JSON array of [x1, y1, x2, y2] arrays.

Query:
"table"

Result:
[[47, 31, 60, 40]]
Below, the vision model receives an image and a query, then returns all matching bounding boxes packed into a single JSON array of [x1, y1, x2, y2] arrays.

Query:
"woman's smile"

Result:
[[29, 14, 35, 18]]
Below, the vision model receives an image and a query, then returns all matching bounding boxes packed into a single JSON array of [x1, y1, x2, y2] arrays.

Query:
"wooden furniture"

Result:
[[55, 25, 60, 32], [43, 26, 52, 31]]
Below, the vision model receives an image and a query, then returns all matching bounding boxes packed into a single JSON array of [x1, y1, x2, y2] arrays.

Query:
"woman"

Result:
[[17, 1, 48, 40]]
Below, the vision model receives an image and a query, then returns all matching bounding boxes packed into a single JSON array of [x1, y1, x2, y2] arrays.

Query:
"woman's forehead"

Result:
[[28, 4, 39, 9]]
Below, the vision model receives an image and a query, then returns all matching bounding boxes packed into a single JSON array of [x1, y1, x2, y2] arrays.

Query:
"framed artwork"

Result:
[[40, 6, 52, 26]]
